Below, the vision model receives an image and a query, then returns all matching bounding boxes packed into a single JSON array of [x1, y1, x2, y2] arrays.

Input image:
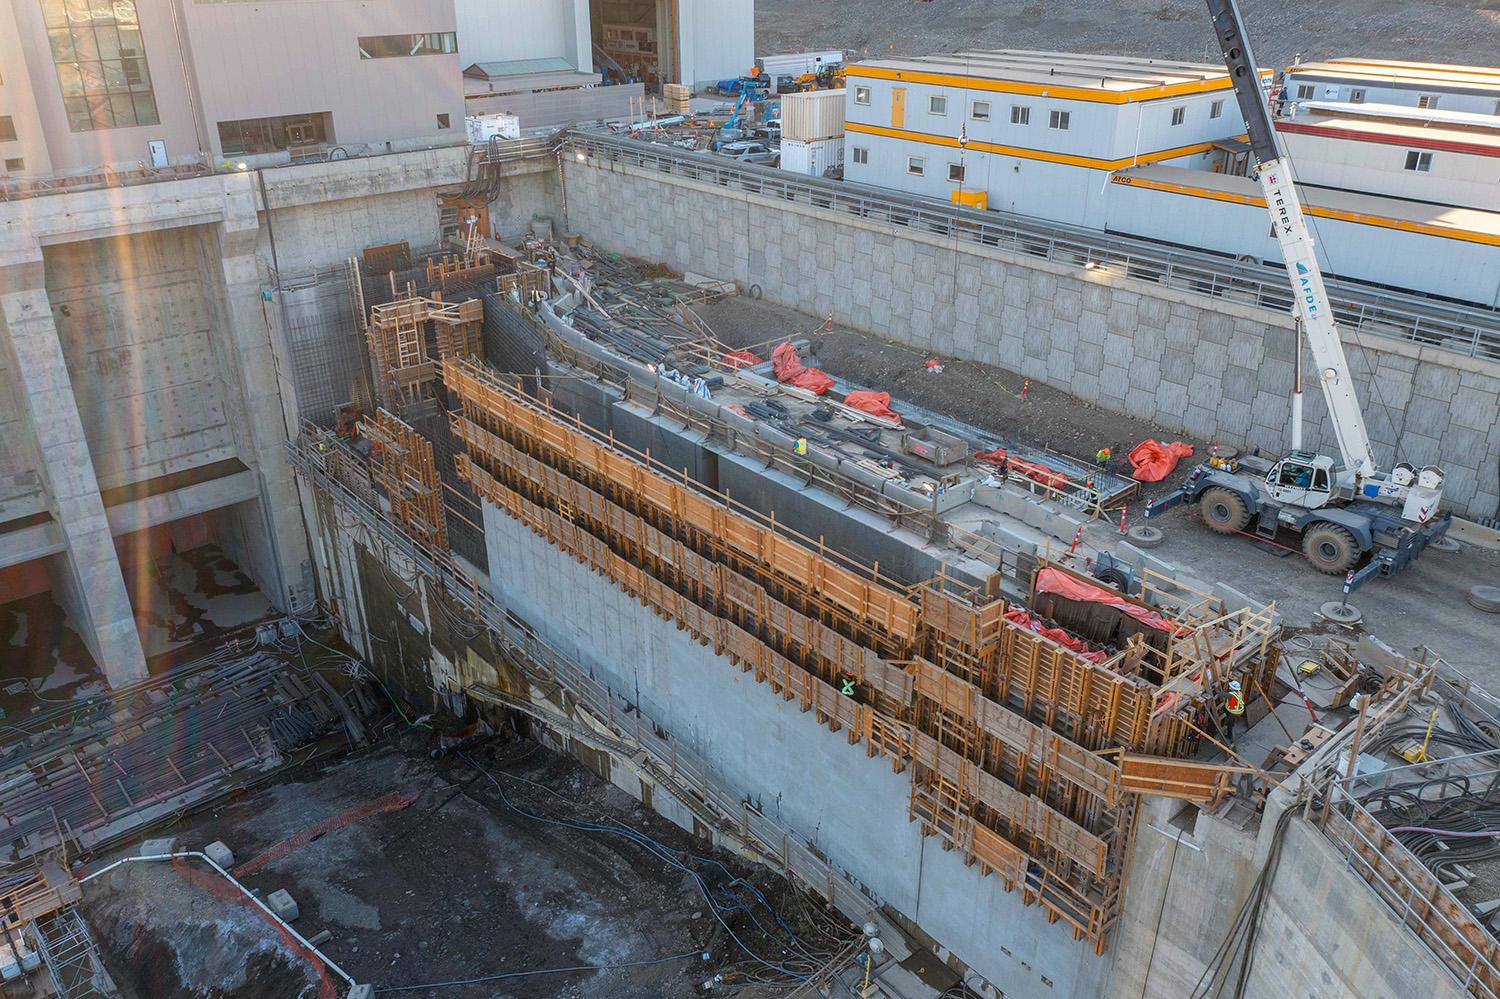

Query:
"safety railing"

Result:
[[286, 435, 882, 924], [563, 130, 1500, 362], [1315, 783, 1500, 999]]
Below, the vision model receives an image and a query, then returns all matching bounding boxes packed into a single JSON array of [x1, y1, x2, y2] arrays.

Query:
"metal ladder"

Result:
[[33, 906, 117, 999]]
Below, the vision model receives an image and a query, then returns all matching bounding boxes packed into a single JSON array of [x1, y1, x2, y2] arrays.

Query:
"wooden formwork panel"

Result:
[[446, 363, 919, 640], [1117, 755, 1238, 805], [920, 586, 1005, 648]]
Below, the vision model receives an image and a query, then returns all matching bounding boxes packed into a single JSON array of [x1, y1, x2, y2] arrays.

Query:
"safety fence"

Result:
[[560, 130, 1500, 361]]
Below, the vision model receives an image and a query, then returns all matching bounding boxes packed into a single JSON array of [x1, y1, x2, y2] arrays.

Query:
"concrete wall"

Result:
[[455, 0, 590, 69], [43, 227, 236, 491], [678, 0, 754, 90], [479, 498, 1109, 999], [560, 156, 1500, 520]]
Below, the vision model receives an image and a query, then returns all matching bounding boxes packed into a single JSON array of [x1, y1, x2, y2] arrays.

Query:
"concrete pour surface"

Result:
[[699, 298, 1500, 681], [81, 736, 850, 998]]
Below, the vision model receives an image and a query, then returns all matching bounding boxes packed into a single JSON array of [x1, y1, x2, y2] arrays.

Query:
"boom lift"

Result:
[[1144, 0, 1450, 588]]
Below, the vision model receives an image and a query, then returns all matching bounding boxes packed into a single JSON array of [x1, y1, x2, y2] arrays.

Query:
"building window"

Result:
[[854, 86, 871, 106], [929, 95, 948, 116], [40, 0, 160, 132], [0, 116, 14, 142], [1295, 84, 1315, 99], [1049, 109, 1070, 130], [972, 100, 991, 122], [852, 146, 868, 165], [436, 113, 450, 129], [1011, 105, 1030, 125], [4, 158, 22, 171], [1350, 88, 1366, 104], [1418, 94, 1439, 109], [217, 112, 333, 155], [948, 162, 965, 183], [907, 156, 925, 176], [1170, 106, 1185, 126], [357, 32, 457, 59], [1404, 149, 1433, 172], [1210, 99, 1224, 119]]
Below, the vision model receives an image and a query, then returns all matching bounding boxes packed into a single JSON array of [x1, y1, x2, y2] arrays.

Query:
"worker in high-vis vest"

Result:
[[1224, 679, 1246, 740]]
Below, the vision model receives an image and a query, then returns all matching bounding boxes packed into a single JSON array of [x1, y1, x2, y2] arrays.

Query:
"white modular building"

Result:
[[842, 50, 1262, 227], [1282, 59, 1500, 118]]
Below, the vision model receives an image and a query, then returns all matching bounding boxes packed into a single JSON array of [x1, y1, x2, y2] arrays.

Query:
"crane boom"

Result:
[[1203, 0, 1378, 483]]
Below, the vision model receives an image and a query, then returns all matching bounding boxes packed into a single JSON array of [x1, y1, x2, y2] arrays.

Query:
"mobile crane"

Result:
[[1144, 0, 1450, 589]]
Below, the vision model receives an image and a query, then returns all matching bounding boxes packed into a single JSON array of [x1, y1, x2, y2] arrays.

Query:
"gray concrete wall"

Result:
[[479, 498, 1110, 999], [560, 157, 1500, 521]]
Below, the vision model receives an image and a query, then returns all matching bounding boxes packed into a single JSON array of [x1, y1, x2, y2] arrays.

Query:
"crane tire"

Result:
[[1199, 487, 1251, 534], [1303, 524, 1360, 575], [1469, 586, 1500, 614]]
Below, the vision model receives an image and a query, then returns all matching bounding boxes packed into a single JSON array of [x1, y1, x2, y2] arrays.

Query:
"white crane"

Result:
[[1145, 0, 1449, 585]]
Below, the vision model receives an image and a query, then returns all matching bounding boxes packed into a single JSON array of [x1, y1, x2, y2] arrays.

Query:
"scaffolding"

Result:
[[364, 296, 484, 415], [34, 906, 114, 999], [440, 356, 1267, 952], [359, 409, 448, 552]]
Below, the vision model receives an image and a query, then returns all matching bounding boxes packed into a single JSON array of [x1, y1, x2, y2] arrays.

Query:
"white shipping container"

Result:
[[781, 89, 846, 141], [465, 113, 521, 144], [779, 137, 844, 177], [757, 50, 845, 78]]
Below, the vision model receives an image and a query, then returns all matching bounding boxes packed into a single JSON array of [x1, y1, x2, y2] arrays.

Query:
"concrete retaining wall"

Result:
[[560, 158, 1500, 520]]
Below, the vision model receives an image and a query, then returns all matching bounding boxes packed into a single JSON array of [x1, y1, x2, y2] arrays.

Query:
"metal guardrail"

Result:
[[286, 437, 881, 924], [1316, 786, 1500, 999], [561, 130, 1500, 361]]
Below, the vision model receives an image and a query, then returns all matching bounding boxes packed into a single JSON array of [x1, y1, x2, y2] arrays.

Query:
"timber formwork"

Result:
[[442, 357, 1269, 953], [365, 296, 484, 414], [359, 409, 448, 552]]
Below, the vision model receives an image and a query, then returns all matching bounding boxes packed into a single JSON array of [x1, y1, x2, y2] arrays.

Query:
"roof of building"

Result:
[[1288, 58, 1500, 96], [1113, 164, 1500, 245], [848, 49, 1258, 103], [1296, 100, 1500, 130], [464, 58, 577, 81], [1279, 108, 1500, 158]]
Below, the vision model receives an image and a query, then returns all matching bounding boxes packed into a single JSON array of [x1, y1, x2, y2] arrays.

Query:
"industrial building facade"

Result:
[[0, 0, 753, 181], [843, 50, 1500, 308]]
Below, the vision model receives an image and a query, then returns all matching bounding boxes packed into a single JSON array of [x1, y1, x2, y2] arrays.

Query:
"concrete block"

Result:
[[1405, 396, 1452, 439], [1106, 301, 1138, 334], [1221, 366, 1259, 404], [1054, 289, 1083, 322], [348, 986, 374, 999], [1413, 363, 1461, 399], [204, 841, 235, 868], [1134, 326, 1165, 362], [267, 889, 300, 922], [1450, 387, 1499, 432], [1075, 342, 1105, 375], [1078, 310, 1108, 344], [140, 837, 177, 857]]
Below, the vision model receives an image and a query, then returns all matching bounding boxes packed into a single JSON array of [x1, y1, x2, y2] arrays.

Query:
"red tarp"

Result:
[[723, 349, 763, 369], [975, 448, 1072, 491], [843, 390, 902, 425], [1034, 567, 1176, 633], [1128, 439, 1195, 482], [1004, 607, 1106, 662], [771, 342, 835, 395]]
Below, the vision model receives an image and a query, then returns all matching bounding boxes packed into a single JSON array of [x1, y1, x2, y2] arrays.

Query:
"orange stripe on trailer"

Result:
[[845, 121, 1222, 171], [1108, 173, 1500, 247]]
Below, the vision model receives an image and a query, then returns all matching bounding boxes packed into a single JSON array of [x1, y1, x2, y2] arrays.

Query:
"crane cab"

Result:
[[1265, 451, 1335, 509]]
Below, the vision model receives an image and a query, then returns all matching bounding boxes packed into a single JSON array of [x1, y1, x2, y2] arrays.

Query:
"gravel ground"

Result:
[[757, 0, 1500, 69]]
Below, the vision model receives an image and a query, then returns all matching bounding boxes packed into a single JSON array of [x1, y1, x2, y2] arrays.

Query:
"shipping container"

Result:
[[781, 89, 846, 141], [757, 51, 845, 79], [779, 137, 844, 177], [465, 113, 521, 144]]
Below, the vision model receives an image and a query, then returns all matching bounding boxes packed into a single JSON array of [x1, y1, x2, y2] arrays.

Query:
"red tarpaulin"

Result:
[[723, 349, 763, 369], [843, 390, 901, 425], [1128, 440, 1195, 482], [1034, 567, 1177, 633], [975, 448, 1071, 491], [1004, 607, 1106, 662], [771, 342, 835, 395]]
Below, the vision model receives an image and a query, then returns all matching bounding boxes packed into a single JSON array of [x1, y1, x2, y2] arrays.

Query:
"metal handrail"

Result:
[[1317, 785, 1500, 999], [562, 130, 1500, 361]]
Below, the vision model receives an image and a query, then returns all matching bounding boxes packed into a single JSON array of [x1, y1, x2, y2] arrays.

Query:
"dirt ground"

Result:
[[81, 734, 854, 999], [757, 0, 1500, 69], [699, 296, 1202, 501]]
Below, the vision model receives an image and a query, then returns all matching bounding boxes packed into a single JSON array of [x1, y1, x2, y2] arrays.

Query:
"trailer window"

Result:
[[1404, 150, 1433, 172], [854, 86, 871, 106]]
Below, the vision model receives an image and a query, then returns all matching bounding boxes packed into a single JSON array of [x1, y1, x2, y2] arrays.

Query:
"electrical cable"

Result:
[[456, 751, 829, 986], [373, 948, 708, 993]]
